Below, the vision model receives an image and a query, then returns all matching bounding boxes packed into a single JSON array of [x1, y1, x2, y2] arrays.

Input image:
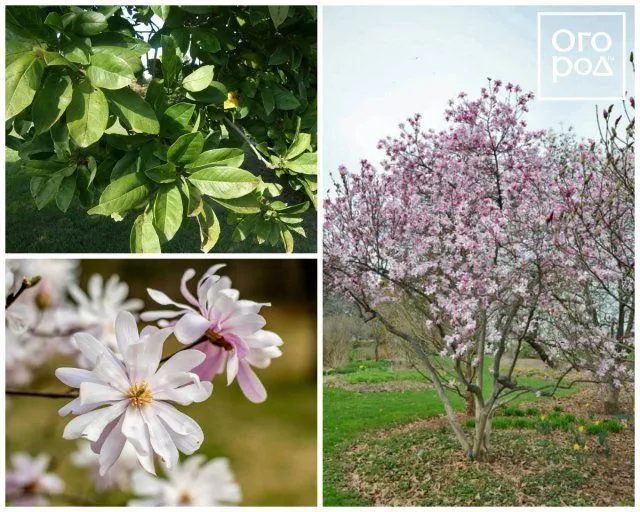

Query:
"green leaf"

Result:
[[261, 86, 275, 116], [6, 41, 36, 66], [104, 88, 160, 134], [88, 172, 151, 216], [273, 87, 301, 110], [268, 6, 289, 29], [44, 12, 63, 31], [285, 152, 317, 175], [33, 174, 64, 210], [22, 159, 71, 177], [51, 124, 71, 158], [153, 184, 183, 241], [213, 194, 261, 214], [56, 174, 77, 212], [62, 37, 91, 65], [167, 132, 204, 164], [188, 166, 260, 199], [186, 82, 227, 106], [182, 65, 214, 92], [145, 162, 178, 183], [192, 28, 221, 53], [86, 53, 135, 90], [92, 46, 143, 73], [6, 52, 44, 120], [161, 35, 181, 87], [185, 148, 245, 171], [280, 228, 294, 253], [130, 211, 161, 253], [32, 72, 73, 134], [274, 201, 310, 215], [197, 202, 220, 253], [185, 182, 204, 217], [66, 82, 109, 147], [286, 132, 312, 160], [42, 51, 76, 69], [151, 5, 171, 20], [160, 102, 195, 136], [72, 11, 108, 36]]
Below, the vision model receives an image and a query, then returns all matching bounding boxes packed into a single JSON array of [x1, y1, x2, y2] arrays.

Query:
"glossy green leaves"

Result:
[[104, 88, 160, 134], [86, 53, 135, 89], [32, 72, 73, 134], [6, 52, 44, 120], [182, 65, 214, 92], [66, 82, 109, 147]]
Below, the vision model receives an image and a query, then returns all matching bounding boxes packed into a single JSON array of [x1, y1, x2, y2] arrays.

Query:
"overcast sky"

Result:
[[323, 5, 635, 188]]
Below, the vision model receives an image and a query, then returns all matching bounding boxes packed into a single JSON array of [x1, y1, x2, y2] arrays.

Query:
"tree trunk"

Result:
[[603, 384, 620, 414], [374, 339, 380, 361], [471, 408, 492, 461], [465, 392, 475, 416]]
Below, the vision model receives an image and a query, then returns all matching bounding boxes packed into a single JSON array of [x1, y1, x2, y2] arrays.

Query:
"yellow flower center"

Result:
[[178, 490, 192, 504], [127, 382, 152, 407]]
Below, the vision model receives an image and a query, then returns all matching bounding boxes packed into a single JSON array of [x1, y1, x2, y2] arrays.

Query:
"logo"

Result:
[[537, 12, 626, 100]]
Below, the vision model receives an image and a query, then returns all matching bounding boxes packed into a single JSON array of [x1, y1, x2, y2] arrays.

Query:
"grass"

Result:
[[323, 360, 581, 506], [5, 149, 316, 253]]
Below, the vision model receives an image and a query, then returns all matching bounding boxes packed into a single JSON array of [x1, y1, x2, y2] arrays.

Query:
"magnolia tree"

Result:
[[5, 261, 283, 506], [324, 80, 621, 461], [545, 92, 635, 413], [6, 5, 317, 253]]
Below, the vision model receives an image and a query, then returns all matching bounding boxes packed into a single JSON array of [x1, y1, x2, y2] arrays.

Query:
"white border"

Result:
[[537, 11, 627, 101]]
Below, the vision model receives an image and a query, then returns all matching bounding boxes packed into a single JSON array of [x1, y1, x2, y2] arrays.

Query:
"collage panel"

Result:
[[6, 5, 317, 254], [5, 258, 317, 506], [323, 4, 634, 508]]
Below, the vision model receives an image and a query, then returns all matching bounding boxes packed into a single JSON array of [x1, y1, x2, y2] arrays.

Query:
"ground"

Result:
[[324, 360, 634, 507], [5, 148, 316, 253]]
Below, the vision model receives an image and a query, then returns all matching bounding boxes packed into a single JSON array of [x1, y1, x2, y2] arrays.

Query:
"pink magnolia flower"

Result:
[[6, 453, 64, 506], [140, 265, 283, 403]]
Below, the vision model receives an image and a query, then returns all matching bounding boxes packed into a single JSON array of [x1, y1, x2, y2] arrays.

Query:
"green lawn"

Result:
[[324, 360, 580, 506], [5, 149, 316, 253]]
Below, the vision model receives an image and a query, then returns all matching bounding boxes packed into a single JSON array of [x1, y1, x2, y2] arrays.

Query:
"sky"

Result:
[[323, 5, 635, 188]]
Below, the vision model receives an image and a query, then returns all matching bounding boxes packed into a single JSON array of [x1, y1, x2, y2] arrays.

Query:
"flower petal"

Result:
[[180, 268, 199, 307], [147, 288, 191, 309], [115, 310, 140, 356], [139, 309, 185, 322], [141, 407, 179, 469], [98, 416, 127, 476], [150, 348, 206, 388], [192, 344, 226, 381], [236, 360, 267, 403], [80, 382, 125, 405], [152, 402, 204, 454], [55, 367, 100, 388], [174, 313, 210, 344], [226, 351, 239, 385], [221, 313, 266, 337]]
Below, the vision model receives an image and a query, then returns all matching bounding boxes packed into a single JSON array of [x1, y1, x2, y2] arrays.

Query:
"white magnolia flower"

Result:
[[56, 311, 213, 475], [6, 452, 64, 506], [68, 273, 144, 356], [129, 455, 242, 506], [71, 440, 140, 492], [6, 261, 17, 296], [5, 302, 60, 387], [141, 265, 283, 403], [10, 259, 79, 308]]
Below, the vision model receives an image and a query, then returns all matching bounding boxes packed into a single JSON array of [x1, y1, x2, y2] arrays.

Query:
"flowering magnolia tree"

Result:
[[545, 91, 635, 413], [6, 5, 316, 253], [5, 261, 283, 505], [324, 80, 634, 461]]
